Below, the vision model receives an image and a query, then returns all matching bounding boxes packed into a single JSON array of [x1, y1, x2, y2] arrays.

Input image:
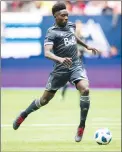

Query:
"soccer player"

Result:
[[13, 2, 100, 142]]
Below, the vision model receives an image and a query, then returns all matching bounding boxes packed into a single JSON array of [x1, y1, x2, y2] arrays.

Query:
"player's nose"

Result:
[[64, 16, 68, 21]]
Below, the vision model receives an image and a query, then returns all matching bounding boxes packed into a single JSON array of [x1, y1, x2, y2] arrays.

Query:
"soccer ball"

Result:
[[94, 128, 112, 145]]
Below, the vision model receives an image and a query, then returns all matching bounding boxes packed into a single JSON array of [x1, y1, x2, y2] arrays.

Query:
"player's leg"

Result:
[[61, 82, 69, 100], [70, 64, 90, 142], [13, 72, 57, 130], [13, 90, 56, 130], [13, 72, 69, 130], [75, 79, 90, 142], [76, 79, 90, 127]]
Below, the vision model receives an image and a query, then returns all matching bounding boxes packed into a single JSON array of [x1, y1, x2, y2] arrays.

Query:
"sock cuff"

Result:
[[80, 96, 90, 102], [35, 99, 42, 108]]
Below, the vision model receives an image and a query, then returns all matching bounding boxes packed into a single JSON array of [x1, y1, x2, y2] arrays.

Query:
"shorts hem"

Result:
[[72, 77, 89, 85]]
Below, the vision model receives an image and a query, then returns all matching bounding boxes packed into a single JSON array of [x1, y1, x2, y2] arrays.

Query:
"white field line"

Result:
[[1, 123, 121, 128]]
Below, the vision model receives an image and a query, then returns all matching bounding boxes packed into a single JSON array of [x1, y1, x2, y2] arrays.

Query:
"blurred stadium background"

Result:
[[1, 1, 121, 152]]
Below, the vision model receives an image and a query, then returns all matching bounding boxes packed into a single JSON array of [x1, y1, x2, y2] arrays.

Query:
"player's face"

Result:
[[56, 10, 68, 27]]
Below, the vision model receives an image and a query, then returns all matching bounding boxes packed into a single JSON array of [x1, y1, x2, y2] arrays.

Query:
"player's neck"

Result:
[[55, 23, 67, 28]]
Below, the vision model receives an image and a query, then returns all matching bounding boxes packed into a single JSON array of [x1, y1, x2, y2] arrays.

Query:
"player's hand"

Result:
[[59, 57, 72, 68], [86, 47, 101, 55]]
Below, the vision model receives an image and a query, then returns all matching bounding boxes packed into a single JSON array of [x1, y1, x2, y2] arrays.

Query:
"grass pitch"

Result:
[[1, 88, 121, 152]]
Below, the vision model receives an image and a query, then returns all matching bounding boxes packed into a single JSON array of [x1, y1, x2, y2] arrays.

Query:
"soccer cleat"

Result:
[[75, 127, 85, 142], [13, 111, 27, 130]]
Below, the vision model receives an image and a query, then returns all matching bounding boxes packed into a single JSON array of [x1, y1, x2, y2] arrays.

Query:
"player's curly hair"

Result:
[[52, 2, 66, 16]]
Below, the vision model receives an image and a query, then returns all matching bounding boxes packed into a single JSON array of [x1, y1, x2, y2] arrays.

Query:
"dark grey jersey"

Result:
[[44, 22, 80, 70]]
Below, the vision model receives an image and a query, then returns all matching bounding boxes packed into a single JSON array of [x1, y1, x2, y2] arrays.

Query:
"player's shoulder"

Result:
[[67, 22, 76, 29], [47, 25, 56, 33]]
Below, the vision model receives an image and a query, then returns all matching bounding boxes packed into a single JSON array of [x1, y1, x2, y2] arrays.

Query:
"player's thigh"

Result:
[[46, 72, 69, 91], [69, 65, 89, 85]]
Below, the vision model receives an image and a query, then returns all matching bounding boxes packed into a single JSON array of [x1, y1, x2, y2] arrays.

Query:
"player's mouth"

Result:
[[63, 20, 68, 25]]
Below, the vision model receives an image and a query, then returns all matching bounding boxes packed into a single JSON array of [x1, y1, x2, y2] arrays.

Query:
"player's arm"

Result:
[[75, 34, 101, 55], [44, 44, 62, 62], [75, 34, 88, 49], [44, 44, 72, 68]]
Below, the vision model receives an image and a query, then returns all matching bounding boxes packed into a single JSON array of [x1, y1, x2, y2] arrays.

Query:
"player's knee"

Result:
[[40, 95, 54, 106], [82, 88, 89, 96]]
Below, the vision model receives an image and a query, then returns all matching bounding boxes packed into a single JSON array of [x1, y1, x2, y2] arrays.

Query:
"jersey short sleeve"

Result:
[[72, 23, 76, 31], [68, 22, 76, 34], [44, 28, 56, 46]]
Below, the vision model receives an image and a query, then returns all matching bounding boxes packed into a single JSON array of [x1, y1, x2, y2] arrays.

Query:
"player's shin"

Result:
[[79, 95, 90, 128], [24, 99, 42, 115]]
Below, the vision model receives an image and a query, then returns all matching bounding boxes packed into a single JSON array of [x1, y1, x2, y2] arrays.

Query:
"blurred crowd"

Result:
[[1, 0, 121, 15]]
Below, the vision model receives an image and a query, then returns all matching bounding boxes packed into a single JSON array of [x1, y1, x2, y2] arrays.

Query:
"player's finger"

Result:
[[93, 49, 97, 55], [66, 58, 72, 64], [66, 60, 72, 65], [97, 49, 101, 55], [94, 49, 97, 55], [66, 57, 72, 61]]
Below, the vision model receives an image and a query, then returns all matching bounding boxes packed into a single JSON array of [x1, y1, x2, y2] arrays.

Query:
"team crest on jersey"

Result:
[[70, 28, 75, 33]]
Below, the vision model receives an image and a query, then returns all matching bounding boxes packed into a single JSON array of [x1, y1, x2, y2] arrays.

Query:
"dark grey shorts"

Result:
[[45, 64, 88, 91]]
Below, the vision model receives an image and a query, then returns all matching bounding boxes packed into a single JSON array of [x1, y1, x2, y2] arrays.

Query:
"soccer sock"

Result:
[[61, 84, 68, 99], [24, 99, 42, 116], [79, 96, 90, 128]]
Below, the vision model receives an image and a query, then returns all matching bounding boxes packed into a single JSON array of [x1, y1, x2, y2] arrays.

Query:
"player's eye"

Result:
[[61, 14, 65, 17], [61, 14, 68, 17]]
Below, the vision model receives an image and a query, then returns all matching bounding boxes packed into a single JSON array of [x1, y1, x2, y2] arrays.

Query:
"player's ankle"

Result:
[[21, 111, 28, 118], [79, 120, 85, 128]]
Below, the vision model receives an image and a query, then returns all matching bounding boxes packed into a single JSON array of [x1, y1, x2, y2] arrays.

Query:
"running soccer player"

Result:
[[13, 2, 100, 142]]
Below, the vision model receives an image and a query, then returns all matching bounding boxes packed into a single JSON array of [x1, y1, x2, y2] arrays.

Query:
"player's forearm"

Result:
[[44, 44, 62, 62], [75, 35, 88, 49], [44, 50, 61, 62]]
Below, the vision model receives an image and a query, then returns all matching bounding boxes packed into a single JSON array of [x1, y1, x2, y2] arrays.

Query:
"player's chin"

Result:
[[62, 22, 67, 27]]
